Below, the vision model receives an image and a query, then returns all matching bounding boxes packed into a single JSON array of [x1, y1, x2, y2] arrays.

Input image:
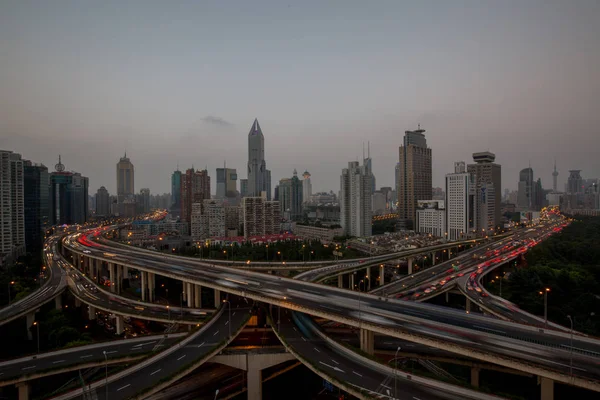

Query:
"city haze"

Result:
[[1, 1, 599, 194]]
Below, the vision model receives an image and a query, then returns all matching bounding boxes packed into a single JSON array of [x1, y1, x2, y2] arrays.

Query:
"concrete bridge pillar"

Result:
[[214, 289, 221, 307], [431, 252, 436, 265], [74, 298, 81, 308], [407, 257, 413, 275], [54, 295, 62, 310], [350, 273, 355, 290], [87, 305, 96, 321], [26, 312, 35, 341], [115, 315, 124, 335], [147, 272, 155, 302], [466, 297, 471, 313], [108, 263, 115, 293], [186, 282, 193, 307], [360, 328, 374, 355], [16, 382, 30, 400], [445, 291, 449, 303], [123, 266, 129, 280], [539, 376, 554, 400], [379, 265, 385, 285], [140, 271, 147, 301], [337, 275, 343, 289], [247, 365, 262, 400], [471, 366, 480, 388], [194, 285, 202, 308], [365, 267, 371, 290]]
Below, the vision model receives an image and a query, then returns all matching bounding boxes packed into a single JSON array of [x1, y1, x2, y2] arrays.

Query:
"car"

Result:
[[481, 292, 489, 297], [83, 250, 91, 254]]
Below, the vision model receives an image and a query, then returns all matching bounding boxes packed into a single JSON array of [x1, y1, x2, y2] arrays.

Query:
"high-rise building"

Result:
[[397, 126, 432, 229], [467, 152, 501, 229], [278, 170, 303, 221], [247, 119, 271, 199], [0, 150, 26, 264], [517, 167, 534, 210], [180, 168, 211, 226], [476, 183, 496, 233], [171, 169, 182, 214], [96, 186, 110, 216], [116, 153, 134, 206], [216, 165, 238, 202], [567, 170, 583, 193], [241, 196, 280, 239], [49, 156, 89, 225], [363, 142, 376, 194], [445, 161, 476, 241], [416, 200, 446, 238], [552, 160, 559, 193], [240, 179, 248, 198], [139, 188, 151, 213], [23, 161, 49, 253], [302, 171, 312, 203], [340, 160, 372, 237], [191, 200, 226, 240], [372, 191, 387, 215]]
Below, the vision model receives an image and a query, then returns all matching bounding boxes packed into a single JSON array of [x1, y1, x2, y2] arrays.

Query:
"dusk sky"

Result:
[[1, 1, 599, 196]]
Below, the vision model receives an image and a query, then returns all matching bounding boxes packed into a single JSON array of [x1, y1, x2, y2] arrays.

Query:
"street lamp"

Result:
[[8, 281, 15, 305], [567, 315, 574, 379], [222, 299, 231, 338], [33, 322, 40, 354], [539, 288, 550, 328], [180, 291, 185, 318], [103, 350, 108, 399], [394, 346, 401, 398], [495, 275, 502, 297], [166, 305, 170, 321]]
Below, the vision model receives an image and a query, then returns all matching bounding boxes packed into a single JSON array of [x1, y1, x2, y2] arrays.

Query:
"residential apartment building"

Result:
[[340, 160, 372, 237]]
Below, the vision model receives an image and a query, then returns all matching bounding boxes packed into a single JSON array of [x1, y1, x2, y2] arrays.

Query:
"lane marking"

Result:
[[132, 341, 157, 348], [293, 327, 297, 332], [232, 312, 236, 316], [414, 397, 422, 400], [352, 371, 362, 377], [104, 351, 117, 355], [80, 354, 93, 359], [301, 337, 306, 341], [472, 325, 505, 334], [197, 342, 205, 348], [22, 366, 36, 370], [117, 384, 131, 391], [225, 321, 229, 325], [150, 369, 161, 376], [331, 359, 339, 364], [213, 330, 219, 336], [313, 347, 320, 353], [52, 360, 65, 364], [177, 355, 187, 361]]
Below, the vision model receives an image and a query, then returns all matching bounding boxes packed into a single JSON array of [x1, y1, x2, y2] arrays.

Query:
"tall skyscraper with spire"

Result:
[[552, 160, 559, 193], [116, 152, 134, 205], [247, 119, 271, 200]]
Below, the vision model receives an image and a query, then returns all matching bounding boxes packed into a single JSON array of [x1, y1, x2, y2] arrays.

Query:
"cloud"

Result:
[[201, 115, 234, 127]]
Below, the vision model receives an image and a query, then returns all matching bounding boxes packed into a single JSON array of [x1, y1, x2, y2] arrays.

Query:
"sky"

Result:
[[1, 0, 599, 196]]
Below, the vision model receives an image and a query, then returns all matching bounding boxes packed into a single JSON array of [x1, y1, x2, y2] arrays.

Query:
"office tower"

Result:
[[372, 191, 387, 215], [567, 170, 583, 193], [363, 142, 376, 194], [139, 188, 151, 213], [534, 178, 545, 210], [517, 167, 534, 210], [467, 152, 501, 229], [216, 165, 238, 201], [171, 168, 182, 214], [247, 119, 271, 199], [180, 168, 211, 226], [278, 170, 303, 221], [0, 150, 25, 264], [302, 171, 312, 203], [49, 156, 89, 225], [397, 126, 432, 229], [340, 160, 372, 237], [445, 161, 476, 241], [552, 161, 559, 193], [241, 197, 280, 239], [23, 161, 49, 253], [477, 183, 496, 232], [191, 200, 226, 240], [96, 186, 110, 216], [416, 200, 446, 238], [240, 179, 248, 198], [116, 152, 134, 205]]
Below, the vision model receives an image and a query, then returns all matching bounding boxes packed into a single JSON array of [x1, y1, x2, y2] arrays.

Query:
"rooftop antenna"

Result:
[[418, 123, 421, 130], [368, 141, 370, 158]]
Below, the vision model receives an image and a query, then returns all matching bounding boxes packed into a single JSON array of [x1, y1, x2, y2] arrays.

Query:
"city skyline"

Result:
[[1, 1, 599, 196]]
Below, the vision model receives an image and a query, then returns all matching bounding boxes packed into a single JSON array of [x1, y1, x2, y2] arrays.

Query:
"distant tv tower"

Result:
[[552, 159, 559, 193]]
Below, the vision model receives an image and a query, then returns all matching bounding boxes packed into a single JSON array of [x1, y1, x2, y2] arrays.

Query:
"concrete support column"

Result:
[[54, 295, 62, 310], [445, 291, 449, 303], [16, 383, 30, 400], [337, 275, 343, 289], [471, 367, 480, 388], [148, 273, 155, 302], [87, 305, 96, 320], [115, 315, 124, 335], [540, 377, 554, 400], [123, 266, 129, 280], [247, 366, 262, 400], [360, 329, 374, 355], [407, 257, 413, 275], [26, 312, 35, 341], [431, 252, 436, 265], [141, 271, 147, 302], [365, 267, 371, 290], [108, 263, 115, 293], [74, 298, 81, 308], [186, 283, 193, 307], [214, 289, 221, 307], [194, 285, 202, 308], [466, 297, 471, 313], [114, 265, 121, 294], [379, 265, 385, 285], [350, 273, 355, 290]]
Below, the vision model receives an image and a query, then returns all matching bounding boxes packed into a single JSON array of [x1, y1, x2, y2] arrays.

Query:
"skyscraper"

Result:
[[467, 152, 501, 230], [302, 171, 312, 203], [567, 170, 583, 193], [278, 170, 303, 221], [180, 168, 211, 226], [247, 119, 271, 199], [517, 167, 534, 210], [139, 188, 151, 213], [0, 150, 26, 264], [340, 160, 372, 237], [241, 196, 280, 239], [49, 156, 89, 225], [552, 160, 559, 193], [216, 164, 238, 201], [116, 153, 134, 206], [363, 142, 376, 193], [23, 161, 49, 253], [171, 168, 182, 215], [96, 186, 110, 216], [445, 161, 476, 241], [397, 126, 432, 229]]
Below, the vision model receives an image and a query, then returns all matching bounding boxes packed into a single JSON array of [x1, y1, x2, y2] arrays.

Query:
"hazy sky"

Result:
[[1, 1, 599, 196]]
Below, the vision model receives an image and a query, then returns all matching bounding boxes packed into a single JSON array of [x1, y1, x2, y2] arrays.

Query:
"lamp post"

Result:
[[8, 280, 14, 305], [166, 305, 170, 321], [33, 321, 40, 354], [180, 291, 185, 318], [567, 315, 573, 379], [495, 275, 502, 297], [539, 288, 550, 328], [103, 350, 108, 399], [223, 299, 231, 338], [394, 346, 401, 398], [266, 245, 269, 261]]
